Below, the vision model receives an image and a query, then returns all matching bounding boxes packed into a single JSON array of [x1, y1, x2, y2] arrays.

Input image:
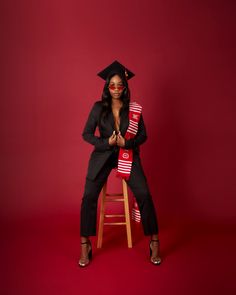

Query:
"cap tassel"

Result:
[[125, 69, 129, 80]]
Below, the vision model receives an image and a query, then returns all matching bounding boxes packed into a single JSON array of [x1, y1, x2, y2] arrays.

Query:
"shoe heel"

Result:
[[149, 239, 162, 265]]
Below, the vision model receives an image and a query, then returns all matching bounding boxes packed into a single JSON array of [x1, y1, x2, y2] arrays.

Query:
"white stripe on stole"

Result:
[[130, 104, 142, 110], [118, 163, 131, 166], [119, 159, 132, 163], [130, 102, 142, 108], [127, 130, 137, 135], [118, 164, 132, 169], [128, 126, 138, 133], [118, 161, 132, 165], [118, 166, 132, 171], [132, 211, 141, 218], [129, 120, 139, 126], [118, 168, 131, 173], [118, 163, 132, 168], [117, 169, 130, 174], [129, 109, 141, 114], [130, 104, 142, 109], [129, 121, 138, 127], [130, 105, 142, 109], [129, 124, 138, 130]]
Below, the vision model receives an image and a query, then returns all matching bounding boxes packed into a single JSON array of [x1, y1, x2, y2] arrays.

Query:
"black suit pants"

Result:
[[80, 152, 159, 236]]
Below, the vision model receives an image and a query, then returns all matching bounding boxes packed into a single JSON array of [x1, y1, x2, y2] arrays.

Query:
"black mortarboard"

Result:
[[97, 60, 135, 81]]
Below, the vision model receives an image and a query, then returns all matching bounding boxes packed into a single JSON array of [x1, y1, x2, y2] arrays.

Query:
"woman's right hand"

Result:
[[109, 131, 117, 146]]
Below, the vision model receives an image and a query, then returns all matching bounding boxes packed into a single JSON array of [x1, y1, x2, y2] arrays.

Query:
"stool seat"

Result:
[[97, 178, 132, 248]]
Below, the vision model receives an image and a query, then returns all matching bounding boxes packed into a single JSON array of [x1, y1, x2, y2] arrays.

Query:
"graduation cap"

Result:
[[97, 60, 135, 81]]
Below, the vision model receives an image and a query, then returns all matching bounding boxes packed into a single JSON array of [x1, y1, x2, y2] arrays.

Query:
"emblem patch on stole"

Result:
[[132, 114, 139, 120], [122, 153, 129, 159]]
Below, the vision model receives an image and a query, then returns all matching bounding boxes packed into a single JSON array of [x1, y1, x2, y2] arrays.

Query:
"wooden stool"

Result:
[[97, 178, 132, 248]]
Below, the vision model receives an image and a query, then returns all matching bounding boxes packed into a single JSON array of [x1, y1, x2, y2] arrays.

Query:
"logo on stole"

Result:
[[132, 114, 139, 120], [122, 153, 129, 159]]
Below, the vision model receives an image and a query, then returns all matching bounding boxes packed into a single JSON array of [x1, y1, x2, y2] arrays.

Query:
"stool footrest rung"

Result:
[[104, 222, 126, 225], [105, 198, 124, 202], [105, 214, 125, 217], [106, 193, 123, 196]]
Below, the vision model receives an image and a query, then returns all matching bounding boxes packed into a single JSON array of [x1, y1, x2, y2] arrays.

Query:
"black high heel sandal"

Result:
[[78, 240, 92, 267], [149, 239, 162, 265]]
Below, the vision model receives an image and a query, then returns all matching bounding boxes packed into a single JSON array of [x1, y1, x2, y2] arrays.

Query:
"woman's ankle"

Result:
[[81, 236, 90, 243], [151, 234, 159, 241]]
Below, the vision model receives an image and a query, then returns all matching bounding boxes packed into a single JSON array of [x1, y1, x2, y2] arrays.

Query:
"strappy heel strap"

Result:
[[81, 241, 90, 245], [79, 240, 92, 268], [149, 239, 162, 265]]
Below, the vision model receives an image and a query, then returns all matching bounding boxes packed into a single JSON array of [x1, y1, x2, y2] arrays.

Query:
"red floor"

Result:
[[2, 213, 235, 295]]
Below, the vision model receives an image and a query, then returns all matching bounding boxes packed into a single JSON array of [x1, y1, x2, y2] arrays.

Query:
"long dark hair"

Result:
[[99, 72, 130, 124]]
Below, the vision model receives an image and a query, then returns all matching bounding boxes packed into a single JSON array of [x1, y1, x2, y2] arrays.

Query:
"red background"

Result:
[[2, 0, 235, 223], [1, 0, 236, 294]]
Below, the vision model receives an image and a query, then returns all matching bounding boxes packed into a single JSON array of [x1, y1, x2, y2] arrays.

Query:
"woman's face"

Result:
[[108, 75, 125, 100]]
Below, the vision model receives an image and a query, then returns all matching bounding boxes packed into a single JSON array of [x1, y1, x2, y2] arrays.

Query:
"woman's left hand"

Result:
[[116, 131, 125, 147]]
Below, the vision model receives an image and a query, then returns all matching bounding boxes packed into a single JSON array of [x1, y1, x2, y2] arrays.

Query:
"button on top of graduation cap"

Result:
[[97, 60, 135, 81]]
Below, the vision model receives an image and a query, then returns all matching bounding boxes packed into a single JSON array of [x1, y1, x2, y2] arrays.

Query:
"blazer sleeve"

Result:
[[124, 114, 147, 149], [82, 102, 111, 152]]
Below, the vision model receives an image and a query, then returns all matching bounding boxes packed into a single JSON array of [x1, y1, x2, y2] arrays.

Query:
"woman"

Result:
[[79, 60, 162, 267]]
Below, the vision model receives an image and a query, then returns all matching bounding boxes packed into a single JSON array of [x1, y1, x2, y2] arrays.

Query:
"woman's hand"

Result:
[[109, 131, 117, 146], [116, 131, 125, 147]]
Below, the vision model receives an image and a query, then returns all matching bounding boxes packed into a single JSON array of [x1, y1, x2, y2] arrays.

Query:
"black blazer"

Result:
[[82, 101, 147, 180]]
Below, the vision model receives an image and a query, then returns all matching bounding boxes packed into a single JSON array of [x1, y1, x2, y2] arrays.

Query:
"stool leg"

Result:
[[122, 180, 132, 248], [97, 182, 107, 248]]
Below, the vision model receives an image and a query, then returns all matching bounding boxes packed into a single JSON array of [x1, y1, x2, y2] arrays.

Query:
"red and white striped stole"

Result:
[[117, 102, 142, 180]]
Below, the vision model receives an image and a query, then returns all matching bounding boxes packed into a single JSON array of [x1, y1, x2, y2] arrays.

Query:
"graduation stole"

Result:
[[117, 102, 142, 180]]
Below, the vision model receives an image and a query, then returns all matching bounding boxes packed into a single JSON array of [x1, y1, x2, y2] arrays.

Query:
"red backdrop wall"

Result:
[[2, 0, 236, 227]]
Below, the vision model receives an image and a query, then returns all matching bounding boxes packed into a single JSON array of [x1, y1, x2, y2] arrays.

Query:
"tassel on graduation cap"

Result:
[[125, 69, 129, 80]]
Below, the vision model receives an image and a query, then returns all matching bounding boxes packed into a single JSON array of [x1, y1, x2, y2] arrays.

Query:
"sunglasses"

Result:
[[108, 85, 125, 91]]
